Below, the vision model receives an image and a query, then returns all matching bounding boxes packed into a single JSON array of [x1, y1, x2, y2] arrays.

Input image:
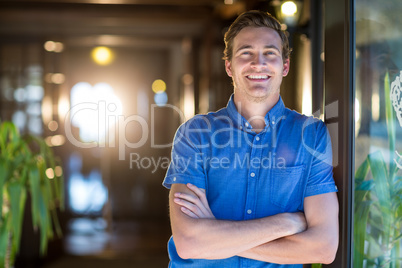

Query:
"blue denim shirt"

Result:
[[163, 95, 338, 267]]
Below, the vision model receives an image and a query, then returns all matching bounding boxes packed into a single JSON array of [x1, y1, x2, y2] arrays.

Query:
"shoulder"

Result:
[[284, 108, 327, 130], [282, 109, 330, 147], [179, 107, 231, 131]]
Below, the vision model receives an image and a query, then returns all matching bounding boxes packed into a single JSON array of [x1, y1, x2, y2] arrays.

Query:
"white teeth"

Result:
[[248, 75, 268, 79]]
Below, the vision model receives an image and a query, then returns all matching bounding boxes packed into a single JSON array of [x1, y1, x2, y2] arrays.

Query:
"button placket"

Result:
[[243, 134, 263, 220]]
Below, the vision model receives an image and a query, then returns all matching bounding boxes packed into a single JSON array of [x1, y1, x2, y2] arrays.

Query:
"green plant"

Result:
[[0, 121, 64, 268], [354, 73, 402, 267]]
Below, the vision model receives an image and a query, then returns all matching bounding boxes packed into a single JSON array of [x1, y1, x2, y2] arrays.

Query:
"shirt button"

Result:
[[250, 172, 255, 177], [255, 137, 260, 141], [245, 122, 249, 127], [272, 121, 275, 125], [239, 125, 243, 130], [173, 177, 176, 181], [247, 209, 252, 214]]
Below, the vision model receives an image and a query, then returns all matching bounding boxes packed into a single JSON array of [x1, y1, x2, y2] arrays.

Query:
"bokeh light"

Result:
[[46, 73, 65, 84], [44, 41, 64, 53], [48, 120, 59, 131], [154, 91, 168, 106], [55, 166, 63, 177], [152, 79, 166, 93], [70, 82, 122, 143], [91, 46, 114, 66], [46, 168, 55, 179], [281, 1, 298, 16]]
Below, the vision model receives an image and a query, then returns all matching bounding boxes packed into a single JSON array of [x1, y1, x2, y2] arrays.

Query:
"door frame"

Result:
[[324, 0, 355, 267]]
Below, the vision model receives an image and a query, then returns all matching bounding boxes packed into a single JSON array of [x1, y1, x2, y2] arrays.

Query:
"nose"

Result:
[[251, 52, 267, 69]]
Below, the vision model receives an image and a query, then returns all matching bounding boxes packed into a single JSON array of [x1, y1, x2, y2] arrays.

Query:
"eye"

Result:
[[265, 51, 275, 56]]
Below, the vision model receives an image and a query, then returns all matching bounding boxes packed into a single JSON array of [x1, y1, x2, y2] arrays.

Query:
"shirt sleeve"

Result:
[[162, 118, 207, 190], [305, 120, 338, 197]]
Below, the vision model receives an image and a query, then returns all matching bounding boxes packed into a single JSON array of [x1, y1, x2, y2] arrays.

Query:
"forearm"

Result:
[[238, 225, 338, 264], [173, 212, 305, 260], [237, 192, 340, 265]]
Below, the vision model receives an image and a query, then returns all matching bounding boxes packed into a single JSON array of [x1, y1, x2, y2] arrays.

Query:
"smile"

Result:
[[246, 75, 270, 80]]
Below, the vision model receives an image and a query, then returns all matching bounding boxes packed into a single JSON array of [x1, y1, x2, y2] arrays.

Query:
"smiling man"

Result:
[[163, 10, 339, 267]]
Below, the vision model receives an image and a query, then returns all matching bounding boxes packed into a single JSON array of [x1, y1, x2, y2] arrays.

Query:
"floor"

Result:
[[40, 218, 171, 268]]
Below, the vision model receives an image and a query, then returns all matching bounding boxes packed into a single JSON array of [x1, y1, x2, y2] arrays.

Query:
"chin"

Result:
[[245, 94, 269, 103]]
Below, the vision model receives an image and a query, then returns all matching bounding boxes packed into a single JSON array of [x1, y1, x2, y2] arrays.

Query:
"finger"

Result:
[[186, 184, 208, 205], [175, 188, 212, 218], [174, 198, 203, 217], [181, 207, 199, 219], [179, 189, 210, 217], [174, 192, 206, 215], [174, 196, 214, 219], [174, 192, 200, 204], [186, 183, 205, 197], [187, 184, 210, 213]]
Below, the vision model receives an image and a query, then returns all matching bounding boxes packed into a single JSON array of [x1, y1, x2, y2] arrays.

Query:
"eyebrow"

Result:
[[235, 44, 281, 54]]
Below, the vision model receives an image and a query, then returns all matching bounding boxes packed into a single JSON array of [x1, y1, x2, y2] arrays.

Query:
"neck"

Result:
[[233, 93, 279, 133]]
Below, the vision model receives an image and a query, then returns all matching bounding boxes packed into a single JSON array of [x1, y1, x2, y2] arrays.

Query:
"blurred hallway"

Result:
[[16, 218, 171, 267], [42, 219, 170, 268]]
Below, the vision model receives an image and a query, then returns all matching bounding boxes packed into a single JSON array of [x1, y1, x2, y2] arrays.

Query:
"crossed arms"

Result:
[[169, 183, 339, 264]]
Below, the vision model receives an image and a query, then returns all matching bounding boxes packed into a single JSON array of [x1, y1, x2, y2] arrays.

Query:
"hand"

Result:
[[173, 183, 215, 219]]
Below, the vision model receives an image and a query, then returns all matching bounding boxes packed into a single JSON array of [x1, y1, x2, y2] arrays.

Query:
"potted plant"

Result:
[[0, 121, 64, 268], [354, 73, 402, 267]]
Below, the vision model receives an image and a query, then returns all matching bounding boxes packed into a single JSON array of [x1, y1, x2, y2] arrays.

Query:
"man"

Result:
[[162, 10, 339, 267]]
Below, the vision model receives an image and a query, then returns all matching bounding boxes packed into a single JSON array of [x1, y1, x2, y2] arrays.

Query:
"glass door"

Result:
[[354, 0, 402, 267]]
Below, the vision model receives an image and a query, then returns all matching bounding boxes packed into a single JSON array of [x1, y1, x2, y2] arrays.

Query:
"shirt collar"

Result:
[[226, 94, 286, 132]]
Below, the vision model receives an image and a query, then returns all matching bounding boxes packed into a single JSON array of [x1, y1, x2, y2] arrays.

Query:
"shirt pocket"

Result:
[[270, 165, 305, 210]]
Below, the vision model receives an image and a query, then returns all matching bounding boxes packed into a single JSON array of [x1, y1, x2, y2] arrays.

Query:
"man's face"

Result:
[[225, 26, 290, 103]]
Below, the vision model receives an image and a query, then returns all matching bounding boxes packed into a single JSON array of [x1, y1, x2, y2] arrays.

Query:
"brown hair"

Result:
[[223, 10, 291, 62]]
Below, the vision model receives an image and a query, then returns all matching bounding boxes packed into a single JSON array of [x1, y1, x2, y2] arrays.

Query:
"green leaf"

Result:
[[356, 158, 370, 182], [354, 200, 373, 267], [366, 234, 385, 259], [0, 121, 20, 154], [17, 188, 26, 251], [29, 165, 41, 228], [394, 232, 402, 243], [368, 152, 392, 202], [356, 180, 374, 191], [0, 159, 8, 220], [368, 151, 394, 248], [7, 181, 22, 254], [38, 186, 49, 255], [0, 213, 9, 267], [51, 207, 62, 238]]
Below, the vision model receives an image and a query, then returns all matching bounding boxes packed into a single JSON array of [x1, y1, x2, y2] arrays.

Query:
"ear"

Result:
[[282, 58, 290, 77], [225, 60, 233, 77]]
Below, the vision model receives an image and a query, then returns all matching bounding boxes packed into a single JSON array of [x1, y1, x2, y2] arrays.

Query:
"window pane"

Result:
[[354, 0, 402, 267]]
